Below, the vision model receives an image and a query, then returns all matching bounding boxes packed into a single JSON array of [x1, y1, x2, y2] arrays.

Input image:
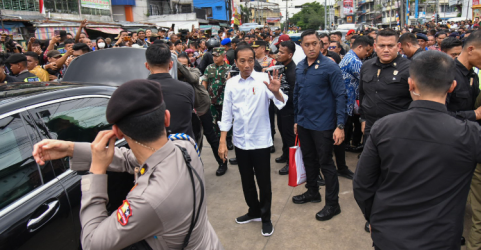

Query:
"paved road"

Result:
[[200, 127, 472, 250]]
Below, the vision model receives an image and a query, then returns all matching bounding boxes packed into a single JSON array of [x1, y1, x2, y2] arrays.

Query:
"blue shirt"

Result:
[[294, 53, 347, 131], [339, 50, 362, 116]]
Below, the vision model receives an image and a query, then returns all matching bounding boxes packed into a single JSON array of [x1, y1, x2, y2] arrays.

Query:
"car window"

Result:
[[35, 97, 112, 143], [0, 114, 42, 210]]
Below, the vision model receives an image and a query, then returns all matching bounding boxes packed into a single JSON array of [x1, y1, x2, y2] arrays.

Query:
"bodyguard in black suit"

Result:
[[354, 51, 481, 250]]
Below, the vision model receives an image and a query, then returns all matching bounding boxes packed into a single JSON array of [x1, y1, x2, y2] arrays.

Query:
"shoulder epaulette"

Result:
[[168, 133, 200, 157]]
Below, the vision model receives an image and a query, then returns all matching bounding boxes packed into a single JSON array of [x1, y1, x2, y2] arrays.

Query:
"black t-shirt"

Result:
[[16, 71, 40, 82], [326, 51, 341, 64], [276, 60, 296, 111], [147, 73, 195, 138]]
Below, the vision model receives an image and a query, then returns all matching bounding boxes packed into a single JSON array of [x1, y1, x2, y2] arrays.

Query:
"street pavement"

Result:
[[200, 126, 472, 250]]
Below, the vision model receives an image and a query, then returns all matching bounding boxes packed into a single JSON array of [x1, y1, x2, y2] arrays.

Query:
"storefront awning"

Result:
[[35, 27, 79, 40], [87, 27, 124, 34]]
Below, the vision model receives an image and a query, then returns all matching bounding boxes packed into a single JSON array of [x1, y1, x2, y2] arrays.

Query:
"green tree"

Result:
[[289, 2, 326, 30], [240, 5, 251, 24]]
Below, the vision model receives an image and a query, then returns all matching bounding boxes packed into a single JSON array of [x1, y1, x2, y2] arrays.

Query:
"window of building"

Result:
[[202, 7, 213, 17], [150, 0, 172, 15]]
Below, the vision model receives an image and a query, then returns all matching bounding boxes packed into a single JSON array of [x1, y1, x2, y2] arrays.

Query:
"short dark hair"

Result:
[[463, 30, 481, 49], [332, 31, 342, 37], [440, 37, 463, 52], [117, 104, 166, 143], [279, 40, 296, 54], [330, 41, 341, 48], [376, 29, 399, 42], [24, 51, 39, 62], [318, 33, 330, 42], [64, 39, 75, 45], [190, 42, 198, 48], [177, 53, 189, 60], [235, 45, 255, 60], [300, 29, 318, 42], [146, 43, 172, 67], [72, 43, 90, 53], [410, 50, 455, 94], [237, 41, 249, 47], [174, 40, 182, 46], [399, 33, 419, 45], [351, 35, 359, 41], [352, 36, 374, 48], [435, 32, 447, 38]]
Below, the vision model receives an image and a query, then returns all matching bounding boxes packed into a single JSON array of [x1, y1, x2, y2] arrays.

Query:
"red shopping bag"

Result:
[[288, 136, 306, 187]]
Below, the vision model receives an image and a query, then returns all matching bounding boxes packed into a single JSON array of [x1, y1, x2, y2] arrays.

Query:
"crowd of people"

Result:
[[4, 16, 481, 250]]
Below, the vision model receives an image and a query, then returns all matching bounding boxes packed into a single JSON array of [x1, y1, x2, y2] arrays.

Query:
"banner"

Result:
[[343, 0, 354, 15], [81, 0, 111, 10], [266, 17, 281, 23]]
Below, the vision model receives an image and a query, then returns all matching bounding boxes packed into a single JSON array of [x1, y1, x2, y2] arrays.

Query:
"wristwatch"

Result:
[[337, 124, 344, 130]]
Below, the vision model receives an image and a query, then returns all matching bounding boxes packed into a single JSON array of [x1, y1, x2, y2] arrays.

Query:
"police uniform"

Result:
[[202, 47, 232, 137], [71, 80, 224, 250], [5, 54, 40, 82], [252, 40, 275, 69], [447, 58, 480, 121], [359, 55, 412, 140]]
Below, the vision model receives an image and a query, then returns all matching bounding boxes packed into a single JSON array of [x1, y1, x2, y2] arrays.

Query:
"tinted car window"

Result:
[[35, 97, 111, 142], [0, 114, 41, 210]]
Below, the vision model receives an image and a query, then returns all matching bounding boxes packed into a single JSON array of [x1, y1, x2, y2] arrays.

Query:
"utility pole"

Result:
[[435, 0, 439, 23], [286, 0, 289, 29], [325, 0, 327, 30], [389, 0, 392, 28]]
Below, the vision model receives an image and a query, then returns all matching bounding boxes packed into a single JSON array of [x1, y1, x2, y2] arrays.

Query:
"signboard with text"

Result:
[[81, 0, 111, 10], [343, 0, 354, 15]]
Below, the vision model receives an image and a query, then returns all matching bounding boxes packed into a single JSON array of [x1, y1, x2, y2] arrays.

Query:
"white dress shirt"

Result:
[[218, 71, 288, 150]]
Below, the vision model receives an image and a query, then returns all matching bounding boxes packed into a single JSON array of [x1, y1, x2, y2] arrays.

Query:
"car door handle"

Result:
[[27, 200, 60, 232]]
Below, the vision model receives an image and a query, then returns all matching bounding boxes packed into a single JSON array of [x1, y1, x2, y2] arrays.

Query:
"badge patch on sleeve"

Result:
[[117, 200, 132, 226]]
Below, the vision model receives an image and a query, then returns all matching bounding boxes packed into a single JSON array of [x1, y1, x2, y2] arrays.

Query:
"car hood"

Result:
[[61, 47, 178, 86]]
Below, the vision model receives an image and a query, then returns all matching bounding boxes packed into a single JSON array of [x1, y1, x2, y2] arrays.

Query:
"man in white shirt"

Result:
[[218, 45, 288, 237]]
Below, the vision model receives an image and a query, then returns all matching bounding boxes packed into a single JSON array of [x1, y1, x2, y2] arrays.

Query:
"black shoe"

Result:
[[317, 175, 326, 186], [279, 164, 289, 175], [235, 213, 261, 224], [337, 168, 354, 180], [364, 222, 370, 233], [461, 236, 465, 246], [345, 145, 354, 152], [216, 162, 227, 176], [229, 158, 238, 165], [292, 191, 322, 204], [305, 175, 325, 189], [275, 155, 288, 163], [352, 145, 364, 152], [227, 140, 234, 150], [270, 146, 275, 153], [315, 204, 341, 221], [261, 221, 274, 237]]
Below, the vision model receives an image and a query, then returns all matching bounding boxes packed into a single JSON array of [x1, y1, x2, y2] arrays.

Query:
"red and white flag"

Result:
[[39, 0, 45, 14]]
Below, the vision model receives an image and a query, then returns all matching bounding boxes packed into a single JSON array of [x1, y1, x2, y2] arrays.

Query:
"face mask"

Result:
[[98, 43, 105, 49]]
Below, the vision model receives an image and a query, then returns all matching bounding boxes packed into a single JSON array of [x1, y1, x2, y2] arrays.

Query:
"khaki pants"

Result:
[[468, 163, 481, 250]]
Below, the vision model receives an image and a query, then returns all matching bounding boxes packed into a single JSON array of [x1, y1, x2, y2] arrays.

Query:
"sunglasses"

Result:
[[328, 46, 337, 50]]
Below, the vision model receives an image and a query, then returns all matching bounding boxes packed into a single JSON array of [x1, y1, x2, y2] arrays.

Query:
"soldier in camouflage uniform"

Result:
[[202, 47, 232, 139]]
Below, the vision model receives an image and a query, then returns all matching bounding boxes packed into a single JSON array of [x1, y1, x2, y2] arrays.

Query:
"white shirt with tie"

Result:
[[218, 71, 288, 150]]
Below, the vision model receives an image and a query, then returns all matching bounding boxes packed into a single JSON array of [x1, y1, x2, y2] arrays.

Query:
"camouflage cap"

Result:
[[212, 47, 226, 56]]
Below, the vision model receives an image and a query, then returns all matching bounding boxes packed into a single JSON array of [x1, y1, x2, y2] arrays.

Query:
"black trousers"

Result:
[[269, 101, 276, 141], [235, 147, 272, 222], [199, 110, 223, 165], [345, 115, 362, 146], [277, 108, 295, 160], [297, 125, 339, 206]]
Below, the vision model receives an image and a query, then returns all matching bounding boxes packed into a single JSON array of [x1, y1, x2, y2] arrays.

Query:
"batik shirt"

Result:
[[202, 62, 232, 106], [339, 50, 362, 116]]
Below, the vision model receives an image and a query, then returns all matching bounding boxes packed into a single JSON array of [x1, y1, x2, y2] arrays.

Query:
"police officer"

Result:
[[252, 40, 275, 69], [201, 47, 232, 176], [0, 58, 20, 83], [32, 80, 224, 250], [5, 54, 40, 82], [359, 29, 411, 233], [399, 33, 423, 60]]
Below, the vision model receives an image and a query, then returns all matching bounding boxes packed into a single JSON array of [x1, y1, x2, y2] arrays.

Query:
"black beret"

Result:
[[5, 53, 27, 64], [106, 79, 164, 124]]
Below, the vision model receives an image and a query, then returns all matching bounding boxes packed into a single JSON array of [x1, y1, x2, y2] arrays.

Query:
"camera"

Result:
[[228, 64, 240, 77], [265, 65, 289, 95]]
